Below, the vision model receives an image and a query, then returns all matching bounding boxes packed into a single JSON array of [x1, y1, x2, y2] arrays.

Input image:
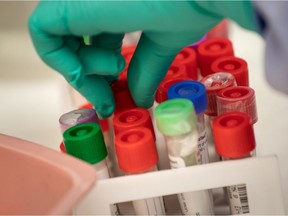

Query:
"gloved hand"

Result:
[[28, 1, 258, 118]]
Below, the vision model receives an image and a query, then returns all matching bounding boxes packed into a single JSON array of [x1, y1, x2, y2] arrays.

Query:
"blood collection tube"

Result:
[[115, 127, 165, 215], [155, 78, 191, 105], [63, 122, 119, 215], [113, 107, 169, 171], [154, 78, 192, 170], [58, 108, 99, 153], [211, 56, 249, 86], [163, 62, 188, 81], [167, 81, 210, 165], [207, 20, 229, 39], [200, 72, 237, 162], [59, 108, 99, 134], [59, 107, 119, 177], [111, 79, 136, 115], [197, 38, 234, 78], [113, 108, 154, 137], [201, 72, 237, 119], [119, 45, 136, 80], [172, 47, 198, 80], [155, 98, 214, 215], [213, 112, 256, 214], [216, 86, 258, 124], [79, 103, 110, 134]]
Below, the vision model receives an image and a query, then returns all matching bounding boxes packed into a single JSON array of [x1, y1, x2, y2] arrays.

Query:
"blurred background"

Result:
[[0, 1, 288, 211]]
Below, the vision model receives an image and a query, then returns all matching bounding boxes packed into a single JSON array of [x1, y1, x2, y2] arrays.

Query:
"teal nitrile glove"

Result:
[[28, 1, 258, 118]]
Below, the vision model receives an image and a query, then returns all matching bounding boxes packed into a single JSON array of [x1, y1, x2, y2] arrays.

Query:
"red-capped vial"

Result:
[[163, 62, 187, 81], [207, 20, 229, 39], [115, 127, 158, 174], [113, 108, 155, 140], [201, 72, 237, 117], [211, 56, 249, 86], [173, 47, 198, 80], [115, 127, 165, 215], [155, 78, 190, 104], [188, 35, 208, 50], [213, 112, 255, 215], [216, 86, 257, 124], [213, 112, 255, 159], [197, 38, 234, 77], [110, 80, 136, 114], [119, 45, 136, 80]]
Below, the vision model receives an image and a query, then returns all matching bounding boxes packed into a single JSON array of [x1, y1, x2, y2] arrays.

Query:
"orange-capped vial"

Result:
[[113, 108, 155, 140], [115, 127, 165, 215], [216, 86, 257, 124], [155, 78, 190, 104], [201, 72, 237, 117], [173, 47, 198, 80], [111, 80, 136, 114], [197, 38, 234, 77], [211, 56, 249, 86]]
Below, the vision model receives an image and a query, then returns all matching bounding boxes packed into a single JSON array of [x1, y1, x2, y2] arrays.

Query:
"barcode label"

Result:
[[238, 184, 250, 214], [228, 184, 250, 214]]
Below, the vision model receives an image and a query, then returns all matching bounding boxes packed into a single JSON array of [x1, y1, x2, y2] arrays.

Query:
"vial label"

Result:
[[227, 184, 250, 214], [177, 190, 214, 215], [197, 130, 209, 164]]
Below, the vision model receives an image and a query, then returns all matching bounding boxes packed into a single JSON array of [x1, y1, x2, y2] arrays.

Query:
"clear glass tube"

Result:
[[93, 160, 120, 215], [128, 166, 166, 215], [196, 113, 209, 165], [164, 131, 214, 215], [151, 102, 170, 170]]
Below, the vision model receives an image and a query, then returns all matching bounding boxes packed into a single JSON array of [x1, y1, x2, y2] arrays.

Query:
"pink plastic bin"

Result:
[[0, 133, 96, 215]]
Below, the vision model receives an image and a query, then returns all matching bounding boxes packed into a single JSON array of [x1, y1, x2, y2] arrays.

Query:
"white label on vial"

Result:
[[168, 156, 213, 215], [177, 189, 214, 215], [197, 130, 209, 165], [227, 184, 250, 214], [132, 197, 165, 215]]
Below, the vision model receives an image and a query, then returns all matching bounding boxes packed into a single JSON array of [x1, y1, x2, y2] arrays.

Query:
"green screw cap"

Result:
[[63, 122, 107, 164], [155, 98, 197, 136]]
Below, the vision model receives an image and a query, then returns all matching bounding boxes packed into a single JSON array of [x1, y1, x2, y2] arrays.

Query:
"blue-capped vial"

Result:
[[168, 81, 208, 115]]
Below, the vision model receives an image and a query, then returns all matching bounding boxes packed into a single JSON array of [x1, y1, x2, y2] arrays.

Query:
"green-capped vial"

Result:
[[154, 98, 197, 136], [63, 122, 107, 165]]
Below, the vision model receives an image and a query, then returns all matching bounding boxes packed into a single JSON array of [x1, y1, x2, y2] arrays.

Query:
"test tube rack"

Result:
[[75, 155, 285, 215]]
